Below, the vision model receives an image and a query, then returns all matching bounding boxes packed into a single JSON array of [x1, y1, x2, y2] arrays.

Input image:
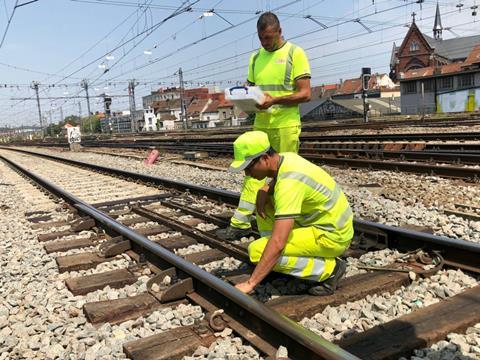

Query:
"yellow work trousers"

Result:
[[230, 126, 301, 229], [248, 205, 350, 282]]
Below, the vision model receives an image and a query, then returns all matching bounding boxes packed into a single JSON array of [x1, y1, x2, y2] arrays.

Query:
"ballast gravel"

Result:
[[22, 147, 480, 245], [0, 161, 211, 359], [401, 324, 480, 360], [300, 269, 478, 344]]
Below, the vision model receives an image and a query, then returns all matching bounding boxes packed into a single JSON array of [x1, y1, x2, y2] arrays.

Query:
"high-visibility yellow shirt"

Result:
[[273, 153, 354, 243], [247, 41, 311, 129]]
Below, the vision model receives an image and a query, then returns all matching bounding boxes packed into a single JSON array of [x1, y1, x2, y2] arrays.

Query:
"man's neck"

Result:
[[267, 38, 286, 52], [270, 153, 282, 178]]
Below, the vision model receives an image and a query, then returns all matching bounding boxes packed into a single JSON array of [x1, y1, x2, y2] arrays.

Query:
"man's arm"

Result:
[[257, 77, 311, 110], [256, 178, 276, 219], [235, 218, 294, 294]]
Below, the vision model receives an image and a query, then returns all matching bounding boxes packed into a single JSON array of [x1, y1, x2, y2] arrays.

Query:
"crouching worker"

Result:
[[230, 131, 354, 296]]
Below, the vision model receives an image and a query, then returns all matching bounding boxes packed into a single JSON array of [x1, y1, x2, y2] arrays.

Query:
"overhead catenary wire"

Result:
[[4, 0, 477, 125], [99, 0, 414, 82]]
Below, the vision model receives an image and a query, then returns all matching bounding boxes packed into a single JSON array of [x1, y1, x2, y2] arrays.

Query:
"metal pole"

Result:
[[128, 79, 137, 132], [362, 90, 368, 123], [421, 81, 425, 120], [31, 81, 43, 139], [81, 79, 92, 133], [179, 67, 187, 129]]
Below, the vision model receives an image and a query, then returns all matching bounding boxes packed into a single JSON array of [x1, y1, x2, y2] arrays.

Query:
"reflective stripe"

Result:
[[280, 172, 352, 232], [303, 258, 326, 281], [277, 255, 289, 267], [238, 199, 255, 212], [298, 184, 341, 225], [275, 213, 300, 219], [284, 44, 296, 86], [299, 210, 322, 224], [259, 84, 294, 92], [279, 171, 334, 199], [324, 184, 341, 210], [289, 257, 309, 278], [232, 210, 251, 224], [336, 206, 353, 229], [314, 223, 335, 232], [312, 207, 352, 232]]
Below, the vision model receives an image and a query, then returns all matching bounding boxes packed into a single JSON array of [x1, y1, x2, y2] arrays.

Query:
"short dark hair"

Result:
[[257, 12, 280, 32]]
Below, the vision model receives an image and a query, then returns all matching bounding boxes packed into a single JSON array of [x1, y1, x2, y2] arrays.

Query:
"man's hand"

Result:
[[257, 92, 275, 110], [235, 280, 255, 294]]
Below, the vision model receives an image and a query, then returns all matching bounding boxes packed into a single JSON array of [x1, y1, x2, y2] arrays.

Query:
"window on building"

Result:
[[458, 74, 474, 88], [403, 81, 417, 94], [422, 79, 434, 92], [409, 41, 420, 52], [438, 77, 453, 90]]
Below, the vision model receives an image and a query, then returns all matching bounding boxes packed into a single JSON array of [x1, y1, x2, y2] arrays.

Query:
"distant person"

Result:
[[228, 131, 353, 295], [217, 11, 311, 240]]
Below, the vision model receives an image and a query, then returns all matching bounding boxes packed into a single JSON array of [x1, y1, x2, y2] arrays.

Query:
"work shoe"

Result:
[[308, 258, 347, 296], [215, 226, 251, 241]]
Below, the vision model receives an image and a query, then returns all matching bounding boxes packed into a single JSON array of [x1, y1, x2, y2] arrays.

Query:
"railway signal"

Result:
[[361, 67, 371, 123]]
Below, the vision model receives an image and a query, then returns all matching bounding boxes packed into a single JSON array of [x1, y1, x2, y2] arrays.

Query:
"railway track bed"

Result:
[[0, 148, 479, 359]]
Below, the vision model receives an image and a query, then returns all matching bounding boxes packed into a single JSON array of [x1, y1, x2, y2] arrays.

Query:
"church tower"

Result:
[[433, 2, 443, 40]]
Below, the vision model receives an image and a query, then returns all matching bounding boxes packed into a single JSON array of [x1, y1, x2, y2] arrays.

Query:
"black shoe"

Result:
[[308, 258, 347, 296], [215, 226, 251, 241]]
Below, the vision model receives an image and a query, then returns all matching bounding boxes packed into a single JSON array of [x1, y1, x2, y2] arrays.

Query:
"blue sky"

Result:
[[0, 0, 478, 127]]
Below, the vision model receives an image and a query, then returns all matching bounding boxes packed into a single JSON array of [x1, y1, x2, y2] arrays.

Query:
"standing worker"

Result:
[[216, 12, 311, 240], [228, 131, 353, 295]]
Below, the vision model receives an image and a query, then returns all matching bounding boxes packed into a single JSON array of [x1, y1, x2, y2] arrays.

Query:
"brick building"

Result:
[[390, 4, 480, 82]]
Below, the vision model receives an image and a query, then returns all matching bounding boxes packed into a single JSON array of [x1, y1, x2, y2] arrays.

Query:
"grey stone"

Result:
[[193, 346, 210, 356], [45, 343, 64, 359], [164, 311, 175, 321], [276, 345, 288, 359]]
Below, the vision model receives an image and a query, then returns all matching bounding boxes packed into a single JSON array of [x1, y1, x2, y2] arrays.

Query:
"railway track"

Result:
[[0, 148, 479, 359], [15, 141, 480, 181], [11, 128, 480, 181]]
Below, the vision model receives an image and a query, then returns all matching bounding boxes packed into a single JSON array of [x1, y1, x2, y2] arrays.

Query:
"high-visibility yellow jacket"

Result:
[[247, 41, 311, 129], [273, 153, 354, 243]]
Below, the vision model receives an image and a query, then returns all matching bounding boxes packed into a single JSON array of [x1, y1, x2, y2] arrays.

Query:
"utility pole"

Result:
[[178, 67, 187, 129], [78, 101, 82, 127], [128, 79, 137, 132], [81, 79, 93, 133], [31, 81, 43, 139]]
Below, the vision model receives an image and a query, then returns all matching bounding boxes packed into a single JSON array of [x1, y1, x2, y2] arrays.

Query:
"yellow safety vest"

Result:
[[247, 41, 311, 129], [273, 153, 354, 243]]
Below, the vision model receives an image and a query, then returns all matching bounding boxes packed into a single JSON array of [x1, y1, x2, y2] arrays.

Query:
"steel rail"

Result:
[[301, 148, 480, 164], [0, 153, 359, 360], [78, 117, 480, 139], [63, 142, 480, 180], [80, 142, 480, 166], [304, 156, 480, 181], [87, 131, 480, 143], [19, 130, 480, 146], [2, 147, 480, 273]]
